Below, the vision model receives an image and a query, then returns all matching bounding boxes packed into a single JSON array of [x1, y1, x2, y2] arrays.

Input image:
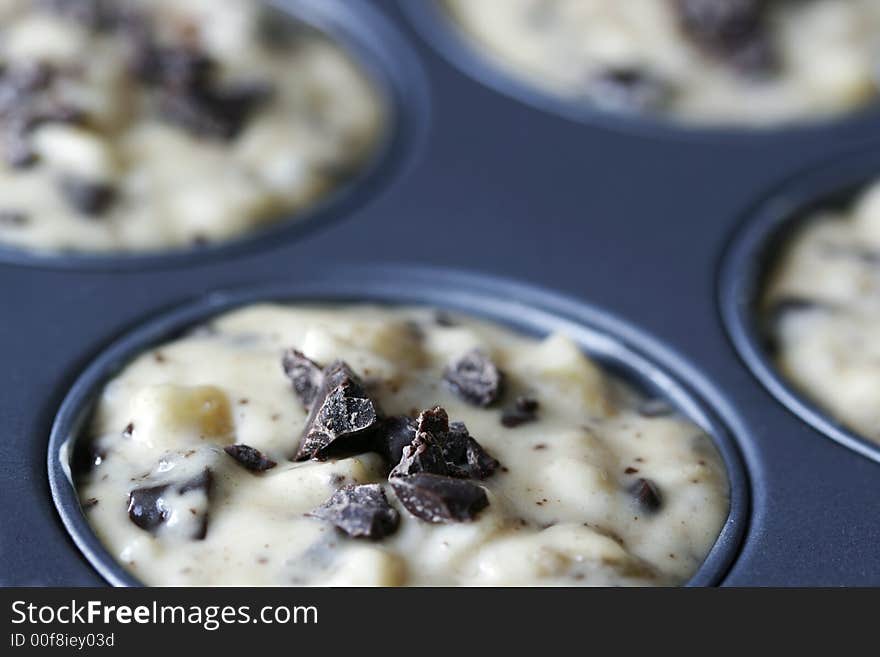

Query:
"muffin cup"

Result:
[[720, 148, 880, 464], [48, 266, 749, 586], [397, 0, 880, 141], [0, 0, 430, 271]]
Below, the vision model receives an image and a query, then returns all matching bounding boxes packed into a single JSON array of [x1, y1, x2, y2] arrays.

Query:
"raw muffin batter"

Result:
[[75, 304, 729, 586], [444, 0, 880, 126], [764, 180, 880, 444], [0, 0, 383, 253]]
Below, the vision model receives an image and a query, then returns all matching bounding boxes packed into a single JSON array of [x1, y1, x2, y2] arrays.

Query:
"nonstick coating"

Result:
[[2, 0, 879, 586]]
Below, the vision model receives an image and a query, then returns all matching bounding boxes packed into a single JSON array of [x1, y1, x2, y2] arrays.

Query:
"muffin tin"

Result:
[[3, 0, 880, 586]]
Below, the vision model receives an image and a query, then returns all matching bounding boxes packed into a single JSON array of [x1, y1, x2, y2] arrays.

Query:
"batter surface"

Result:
[[445, 0, 880, 126], [75, 304, 729, 586], [0, 0, 383, 253], [764, 180, 880, 444]]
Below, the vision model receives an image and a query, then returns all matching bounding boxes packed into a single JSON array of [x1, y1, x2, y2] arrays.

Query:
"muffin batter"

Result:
[[444, 0, 880, 126], [764, 180, 880, 444], [0, 0, 383, 253], [75, 304, 729, 586]]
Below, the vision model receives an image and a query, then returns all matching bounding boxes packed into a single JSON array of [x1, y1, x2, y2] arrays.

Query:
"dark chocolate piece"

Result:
[[282, 349, 324, 408], [390, 432, 448, 479], [127, 469, 212, 538], [58, 177, 117, 216], [294, 361, 382, 461], [444, 349, 503, 407], [671, 0, 777, 74], [443, 421, 499, 480], [224, 444, 277, 472], [389, 407, 449, 478], [630, 478, 663, 513], [307, 483, 399, 539], [375, 415, 417, 464], [500, 395, 540, 428], [587, 68, 672, 113], [390, 473, 489, 523]]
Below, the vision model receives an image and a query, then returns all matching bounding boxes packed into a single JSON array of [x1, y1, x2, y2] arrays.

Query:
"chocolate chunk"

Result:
[[132, 38, 272, 140], [444, 349, 504, 407], [224, 444, 277, 472], [135, 47, 215, 89], [127, 469, 212, 538], [0, 210, 27, 226], [587, 68, 672, 113], [127, 484, 168, 533], [158, 82, 272, 140], [637, 399, 674, 418], [501, 395, 540, 428], [630, 478, 663, 513], [416, 405, 450, 438], [59, 177, 116, 216], [307, 483, 399, 539], [294, 361, 383, 461], [375, 415, 417, 464], [390, 473, 489, 523], [389, 407, 449, 478], [671, 0, 777, 74], [282, 349, 324, 408], [71, 441, 106, 476], [443, 421, 499, 479], [390, 432, 448, 479]]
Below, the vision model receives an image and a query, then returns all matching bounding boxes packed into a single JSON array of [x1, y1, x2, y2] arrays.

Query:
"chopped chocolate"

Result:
[[390, 432, 448, 478], [294, 361, 383, 461], [671, 0, 777, 74], [390, 473, 489, 523], [389, 407, 448, 477], [630, 478, 663, 513], [375, 415, 417, 464], [134, 46, 216, 89], [308, 483, 399, 539], [58, 177, 117, 216], [160, 81, 272, 140], [416, 405, 450, 438], [224, 444, 277, 472], [587, 68, 672, 113], [383, 407, 499, 480], [71, 441, 106, 475], [282, 349, 324, 408], [127, 469, 212, 538], [0, 210, 27, 226], [637, 399, 674, 418], [0, 61, 86, 169], [131, 36, 273, 141], [501, 395, 540, 428], [127, 484, 170, 533], [443, 421, 499, 479], [444, 349, 504, 407]]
